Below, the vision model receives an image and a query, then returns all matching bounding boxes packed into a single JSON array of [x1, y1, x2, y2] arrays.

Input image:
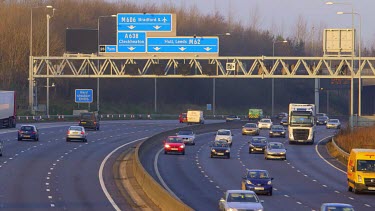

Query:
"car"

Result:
[[248, 136, 268, 153], [78, 112, 100, 130], [326, 119, 341, 129], [242, 123, 260, 136], [18, 125, 39, 141], [179, 113, 187, 123], [226, 115, 241, 122], [276, 112, 288, 119], [219, 190, 264, 211], [320, 203, 354, 211], [264, 142, 287, 160], [241, 169, 273, 196], [316, 116, 329, 125], [210, 140, 230, 159], [258, 118, 273, 129], [269, 125, 286, 138], [280, 116, 288, 126], [66, 126, 87, 142], [176, 130, 195, 145], [163, 136, 185, 155], [215, 129, 233, 146]]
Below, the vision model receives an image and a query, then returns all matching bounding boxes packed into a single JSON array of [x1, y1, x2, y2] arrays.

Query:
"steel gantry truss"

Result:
[[29, 55, 375, 110]]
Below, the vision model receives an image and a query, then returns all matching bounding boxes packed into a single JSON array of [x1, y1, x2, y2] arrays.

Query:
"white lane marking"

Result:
[[99, 137, 148, 211], [348, 197, 354, 200], [364, 204, 371, 207], [46, 183, 50, 186], [297, 202, 302, 205], [284, 195, 290, 197], [322, 185, 327, 187], [46, 177, 50, 180], [50, 204, 55, 207], [46, 189, 50, 192], [48, 196, 53, 199], [315, 135, 345, 174], [335, 190, 340, 193]]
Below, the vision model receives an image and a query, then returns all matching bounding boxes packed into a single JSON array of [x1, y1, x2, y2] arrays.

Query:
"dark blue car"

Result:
[[18, 125, 39, 141], [241, 169, 273, 195]]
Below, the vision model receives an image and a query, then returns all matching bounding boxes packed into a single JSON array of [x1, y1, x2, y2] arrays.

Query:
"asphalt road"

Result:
[[0, 120, 187, 211], [155, 124, 375, 211]]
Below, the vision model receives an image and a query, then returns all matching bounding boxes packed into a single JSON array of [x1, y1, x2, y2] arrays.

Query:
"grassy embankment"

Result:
[[327, 126, 375, 165]]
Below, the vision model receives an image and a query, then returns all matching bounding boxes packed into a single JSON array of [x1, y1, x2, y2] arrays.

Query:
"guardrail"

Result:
[[331, 137, 350, 161]]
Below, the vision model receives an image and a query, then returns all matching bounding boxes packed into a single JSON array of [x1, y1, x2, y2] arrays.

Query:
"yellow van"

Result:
[[347, 148, 375, 194]]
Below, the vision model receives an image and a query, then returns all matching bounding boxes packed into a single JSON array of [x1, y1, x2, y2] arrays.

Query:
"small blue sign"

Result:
[[75, 89, 93, 103], [117, 13, 172, 32], [147, 37, 219, 53], [105, 45, 117, 52], [117, 32, 146, 53], [207, 104, 212, 111]]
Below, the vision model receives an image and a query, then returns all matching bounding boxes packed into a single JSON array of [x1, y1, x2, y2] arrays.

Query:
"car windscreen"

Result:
[[217, 131, 230, 135], [252, 138, 267, 144], [167, 137, 183, 143], [270, 143, 284, 149], [245, 123, 257, 128], [178, 131, 193, 135], [260, 119, 270, 123], [357, 160, 375, 172], [247, 171, 269, 179], [21, 126, 34, 131], [227, 193, 259, 203], [213, 142, 229, 147], [80, 113, 94, 120], [69, 126, 83, 131], [272, 126, 284, 130]]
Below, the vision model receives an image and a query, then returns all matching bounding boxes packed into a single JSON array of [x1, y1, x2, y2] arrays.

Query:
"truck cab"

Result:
[[288, 103, 315, 145], [347, 149, 375, 194]]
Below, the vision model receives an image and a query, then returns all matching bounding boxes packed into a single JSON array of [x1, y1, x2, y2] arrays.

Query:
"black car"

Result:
[[316, 116, 329, 125], [210, 140, 230, 159], [280, 116, 288, 126], [18, 125, 39, 141], [248, 136, 268, 153], [269, 125, 286, 138]]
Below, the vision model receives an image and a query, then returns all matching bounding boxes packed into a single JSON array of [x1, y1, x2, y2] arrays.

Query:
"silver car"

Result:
[[219, 190, 264, 211], [320, 203, 354, 211], [264, 142, 287, 160], [176, 130, 196, 145], [326, 119, 341, 129], [258, 118, 273, 129], [66, 126, 87, 142]]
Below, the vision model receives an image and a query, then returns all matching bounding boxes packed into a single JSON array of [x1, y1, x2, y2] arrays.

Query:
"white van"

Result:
[[187, 110, 204, 124]]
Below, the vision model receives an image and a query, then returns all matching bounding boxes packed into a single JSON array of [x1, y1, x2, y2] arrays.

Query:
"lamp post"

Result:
[[46, 7, 56, 116], [272, 40, 288, 117], [337, 11, 362, 116], [326, 1, 355, 127]]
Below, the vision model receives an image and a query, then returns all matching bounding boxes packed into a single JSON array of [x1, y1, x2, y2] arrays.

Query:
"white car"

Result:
[[326, 119, 341, 129], [219, 190, 264, 211], [215, 129, 233, 146], [176, 130, 196, 145], [258, 118, 273, 129], [66, 126, 87, 142]]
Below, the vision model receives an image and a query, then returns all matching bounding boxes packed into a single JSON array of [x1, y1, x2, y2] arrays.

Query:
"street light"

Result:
[[337, 11, 362, 116], [272, 40, 288, 117], [30, 5, 53, 57], [320, 88, 330, 115], [46, 7, 56, 116]]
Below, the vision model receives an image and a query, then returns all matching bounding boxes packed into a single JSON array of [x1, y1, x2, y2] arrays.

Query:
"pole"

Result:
[[315, 79, 320, 113], [46, 14, 50, 116], [327, 90, 329, 115], [213, 78, 216, 116], [97, 77, 100, 112], [350, 7, 354, 128], [154, 78, 157, 113], [358, 13, 362, 116], [272, 42, 275, 117]]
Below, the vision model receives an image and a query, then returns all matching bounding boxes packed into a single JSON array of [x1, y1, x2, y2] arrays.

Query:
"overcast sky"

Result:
[[124, 0, 374, 46]]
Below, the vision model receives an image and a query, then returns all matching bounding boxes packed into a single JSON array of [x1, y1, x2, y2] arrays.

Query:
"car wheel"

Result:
[[268, 190, 273, 196], [182, 151, 185, 155], [249, 149, 252, 154], [348, 185, 353, 192], [35, 137, 39, 141], [192, 142, 195, 145], [66, 138, 70, 142], [227, 154, 230, 159], [18, 137, 21, 141], [164, 151, 167, 154], [353, 186, 360, 194], [84, 138, 88, 142]]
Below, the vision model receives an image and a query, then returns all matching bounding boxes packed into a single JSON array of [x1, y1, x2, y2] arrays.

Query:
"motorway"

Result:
[[0, 120, 189, 211], [151, 124, 375, 211]]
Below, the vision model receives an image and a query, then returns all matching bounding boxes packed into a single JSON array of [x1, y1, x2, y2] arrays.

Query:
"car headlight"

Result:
[[179, 145, 185, 148], [228, 208, 237, 211], [256, 209, 263, 211], [246, 180, 252, 184], [165, 144, 170, 148], [281, 131, 285, 134], [269, 131, 273, 134], [267, 180, 272, 185], [225, 150, 230, 153], [280, 152, 286, 154], [358, 175, 363, 183], [211, 149, 216, 152]]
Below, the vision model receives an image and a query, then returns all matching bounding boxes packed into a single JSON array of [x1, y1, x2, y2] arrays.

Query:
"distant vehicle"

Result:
[[215, 129, 233, 146], [276, 112, 288, 119], [269, 125, 286, 138], [258, 118, 273, 129], [316, 113, 327, 118], [326, 119, 341, 129], [179, 113, 187, 123], [66, 126, 87, 142], [18, 125, 39, 141], [248, 109, 263, 121], [347, 148, 375, 194], [288, 103, 315, 145], [210, 140, 230, 159], [0, 91, 17, 128], [241, 169, 273, 196], [219, 190, 264, 211], [280, 116, 288, 126], [316, 116, 329, 125], [176, 130, 195, 145], [226, 115, 241, 122], [79, 112, 100, 130], [242, 123, 260, 136], [187, 110, 204, 125], [320, 203, 354, 211], [248, 136, 268, 153], [264, 142, 287, 160], [163, 136, 185, 155]]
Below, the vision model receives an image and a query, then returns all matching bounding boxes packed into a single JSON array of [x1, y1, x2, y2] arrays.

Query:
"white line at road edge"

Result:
[[315, 135, 346, 174], [99, 137, 148, 211]]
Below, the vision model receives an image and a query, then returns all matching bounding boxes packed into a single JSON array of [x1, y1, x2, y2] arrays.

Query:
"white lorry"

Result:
[[288, 103, 315, 145], [187, 110, 205, 125], [0, 91, 17, 128]]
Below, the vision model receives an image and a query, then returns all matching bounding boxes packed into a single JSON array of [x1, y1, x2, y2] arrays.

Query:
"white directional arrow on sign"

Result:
[[179, 47, 187, 51], [204, 47, 212, 51], [153, 47, 161, 51], [128, 25, 136, 30], [153, 25, 161, 30], [128, 47, 136, 51]]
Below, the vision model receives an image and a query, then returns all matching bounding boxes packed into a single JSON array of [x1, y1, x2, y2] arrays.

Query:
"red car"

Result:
[[164, 136, 185, 155], [179, 113, 187, 123]]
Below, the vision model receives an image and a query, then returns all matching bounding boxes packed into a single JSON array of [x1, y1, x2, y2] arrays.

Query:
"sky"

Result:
[[124, 0, 375, 46]]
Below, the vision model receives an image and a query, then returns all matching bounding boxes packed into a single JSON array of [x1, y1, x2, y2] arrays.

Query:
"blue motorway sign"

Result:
[[99, 45, 117, 53], [117, 13, 172, 32], [147, 37, 219, 53], [75, 89, 93, 103], [117, 32, 146, 52]]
